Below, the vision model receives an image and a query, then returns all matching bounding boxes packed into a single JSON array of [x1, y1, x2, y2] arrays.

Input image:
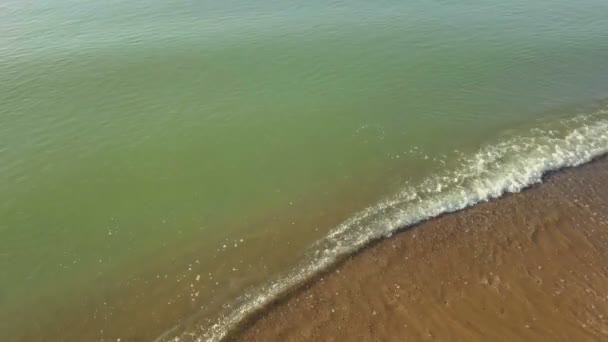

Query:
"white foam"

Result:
[[176, 109, 608, 342]]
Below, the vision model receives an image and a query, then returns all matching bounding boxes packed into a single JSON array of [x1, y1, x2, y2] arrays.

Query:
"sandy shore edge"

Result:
[[221, 155, 608, 341]]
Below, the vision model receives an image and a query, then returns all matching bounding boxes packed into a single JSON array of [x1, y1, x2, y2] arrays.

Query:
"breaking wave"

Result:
[[173, 108, 608, 342]]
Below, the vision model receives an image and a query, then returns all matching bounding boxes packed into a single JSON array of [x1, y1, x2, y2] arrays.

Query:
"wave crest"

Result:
[[174, 109, 608, 342]]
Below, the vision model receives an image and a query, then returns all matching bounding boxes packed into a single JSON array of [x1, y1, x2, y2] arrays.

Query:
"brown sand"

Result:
[[230, 157, 608, 342]]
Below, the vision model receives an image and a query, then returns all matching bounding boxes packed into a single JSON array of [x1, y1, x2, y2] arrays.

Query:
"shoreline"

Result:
[[7, 139, 607, 342], [187, 113, 608, 342], [218, 155, 608, 341]]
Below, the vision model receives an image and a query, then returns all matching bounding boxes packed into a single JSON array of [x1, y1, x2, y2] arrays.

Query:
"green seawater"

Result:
[[1, 0, 608, 340]]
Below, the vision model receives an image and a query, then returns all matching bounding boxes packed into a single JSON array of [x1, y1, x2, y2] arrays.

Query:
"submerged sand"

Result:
[[229, 156, 608, 341]]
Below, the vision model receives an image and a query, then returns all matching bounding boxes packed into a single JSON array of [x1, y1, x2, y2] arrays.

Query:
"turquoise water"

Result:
[[1, 1, 608, 340]]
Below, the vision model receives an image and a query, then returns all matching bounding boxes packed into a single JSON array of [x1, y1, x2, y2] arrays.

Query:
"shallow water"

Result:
[[1, 0, 608, 340]]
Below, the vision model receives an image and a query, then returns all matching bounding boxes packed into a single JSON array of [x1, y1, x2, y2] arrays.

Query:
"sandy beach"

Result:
[[228, 156, 608, 341]]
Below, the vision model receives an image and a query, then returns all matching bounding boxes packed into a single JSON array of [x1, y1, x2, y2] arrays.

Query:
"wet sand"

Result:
[[230, 156, 608, 341]]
